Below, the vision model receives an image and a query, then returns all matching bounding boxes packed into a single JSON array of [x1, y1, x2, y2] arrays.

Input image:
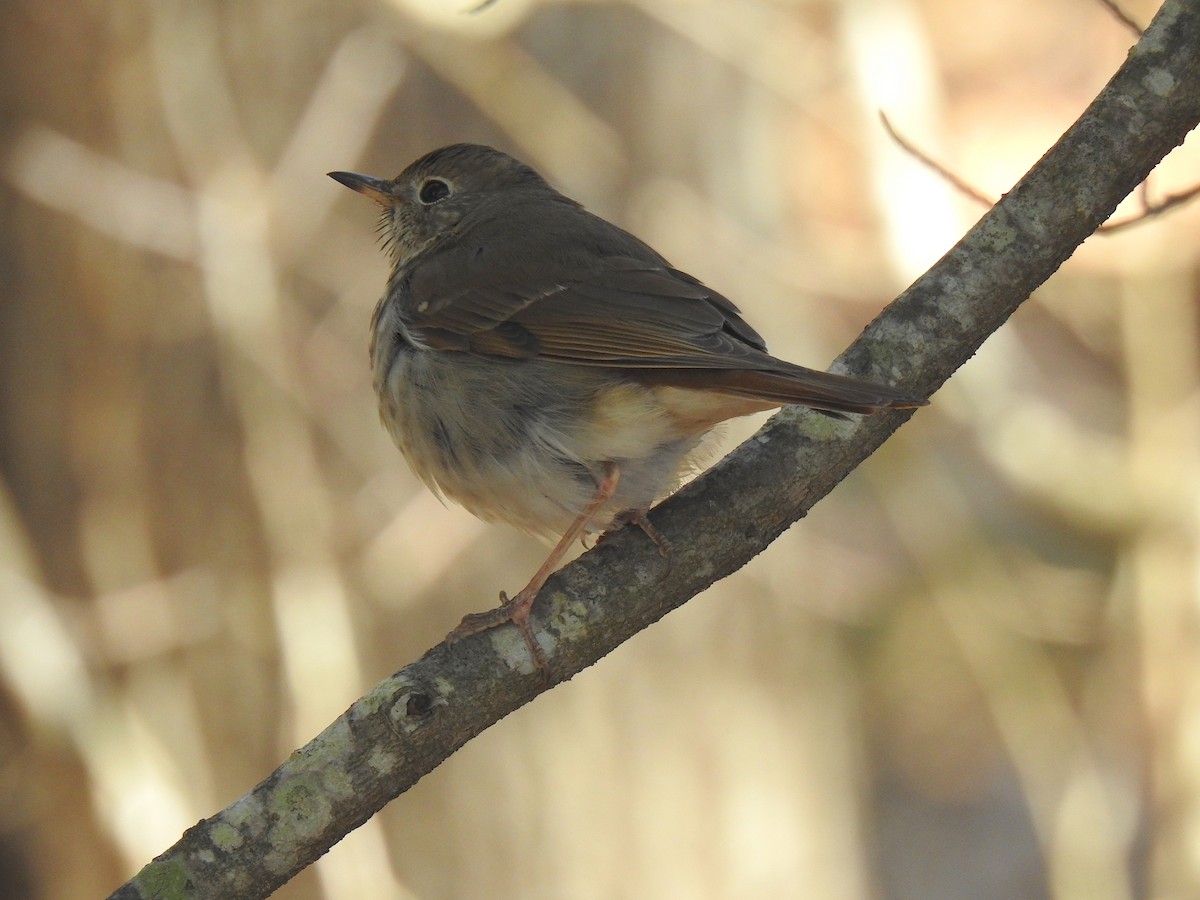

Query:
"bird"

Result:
[[330, 143, 925, 672]]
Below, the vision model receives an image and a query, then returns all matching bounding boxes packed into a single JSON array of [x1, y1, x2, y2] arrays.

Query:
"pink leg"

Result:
[[597, 507, 673, 579], [624, 509, 673, 580], [447, 462, 622, 673]]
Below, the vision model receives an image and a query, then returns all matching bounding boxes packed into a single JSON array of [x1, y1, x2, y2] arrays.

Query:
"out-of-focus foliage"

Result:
[[0, 1, 1196, 898]]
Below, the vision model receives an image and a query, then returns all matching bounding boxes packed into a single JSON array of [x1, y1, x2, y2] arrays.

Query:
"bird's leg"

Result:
[[624, 509, 673, 581], [596, 508, 673, 581], [447, 462, 621, 673]]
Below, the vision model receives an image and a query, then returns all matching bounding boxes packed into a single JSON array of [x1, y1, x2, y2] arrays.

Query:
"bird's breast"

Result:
[[371, 340, 723, 537]]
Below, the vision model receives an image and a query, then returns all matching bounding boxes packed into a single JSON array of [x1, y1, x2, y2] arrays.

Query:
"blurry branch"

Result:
[[880, 112, 1200, 234], [109, 2, 1200, 898], [7, 126, 199, 261], [1099, 179, 1200, 232], [878, 111, 994, 207], [1096, 0, 1144, 36]]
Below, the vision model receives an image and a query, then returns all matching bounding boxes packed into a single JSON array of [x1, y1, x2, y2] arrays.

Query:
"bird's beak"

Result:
[[328, 171, 395, 204]]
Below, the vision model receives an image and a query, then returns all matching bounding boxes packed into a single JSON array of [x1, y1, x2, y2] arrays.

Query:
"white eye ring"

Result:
[[418, 178, 451, 204]]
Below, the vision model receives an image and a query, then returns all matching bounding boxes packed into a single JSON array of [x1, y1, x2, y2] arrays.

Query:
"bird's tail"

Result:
[[643, 366, 927, 415]]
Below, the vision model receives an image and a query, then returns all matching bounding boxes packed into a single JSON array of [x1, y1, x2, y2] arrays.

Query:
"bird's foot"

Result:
[[447, 588, 549, 680]]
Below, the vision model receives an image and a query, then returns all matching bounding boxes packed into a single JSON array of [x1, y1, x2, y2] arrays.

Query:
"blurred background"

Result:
[[1, 0, 1197, 897]]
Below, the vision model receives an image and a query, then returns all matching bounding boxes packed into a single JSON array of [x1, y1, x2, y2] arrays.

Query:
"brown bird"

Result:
[[330, 144, 925, 671]]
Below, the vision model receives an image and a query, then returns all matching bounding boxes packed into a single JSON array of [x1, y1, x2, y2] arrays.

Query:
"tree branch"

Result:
[[110, 2, 1200, 897]]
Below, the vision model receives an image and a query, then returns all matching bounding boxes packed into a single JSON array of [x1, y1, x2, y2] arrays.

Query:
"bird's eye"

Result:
[[418, 178, 451, 204]]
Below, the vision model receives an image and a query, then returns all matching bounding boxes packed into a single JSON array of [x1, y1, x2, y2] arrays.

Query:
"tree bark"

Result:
[[110, 2, 1200, 897]]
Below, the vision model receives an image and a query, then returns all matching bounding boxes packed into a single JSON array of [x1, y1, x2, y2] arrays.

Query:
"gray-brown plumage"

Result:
[[331, 143, 925, 671]]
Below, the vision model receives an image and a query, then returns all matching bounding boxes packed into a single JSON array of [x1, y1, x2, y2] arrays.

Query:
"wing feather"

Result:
[[392, 199, 924, 410]]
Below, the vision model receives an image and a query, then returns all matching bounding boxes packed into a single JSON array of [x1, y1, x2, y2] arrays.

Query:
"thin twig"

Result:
[[878, 111, 996, 209], [881, 112, 1200, 235], [1099, 182, 1200, 232], [1094, 0, 1144, 36]]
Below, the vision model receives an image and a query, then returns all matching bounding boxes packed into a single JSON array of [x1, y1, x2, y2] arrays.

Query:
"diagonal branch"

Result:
[[110, 2, 1200, 897]]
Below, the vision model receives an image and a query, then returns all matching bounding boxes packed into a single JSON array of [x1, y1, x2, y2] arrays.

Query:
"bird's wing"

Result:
[[402, 202, 771, 368], [398, 205, 925, 411]]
